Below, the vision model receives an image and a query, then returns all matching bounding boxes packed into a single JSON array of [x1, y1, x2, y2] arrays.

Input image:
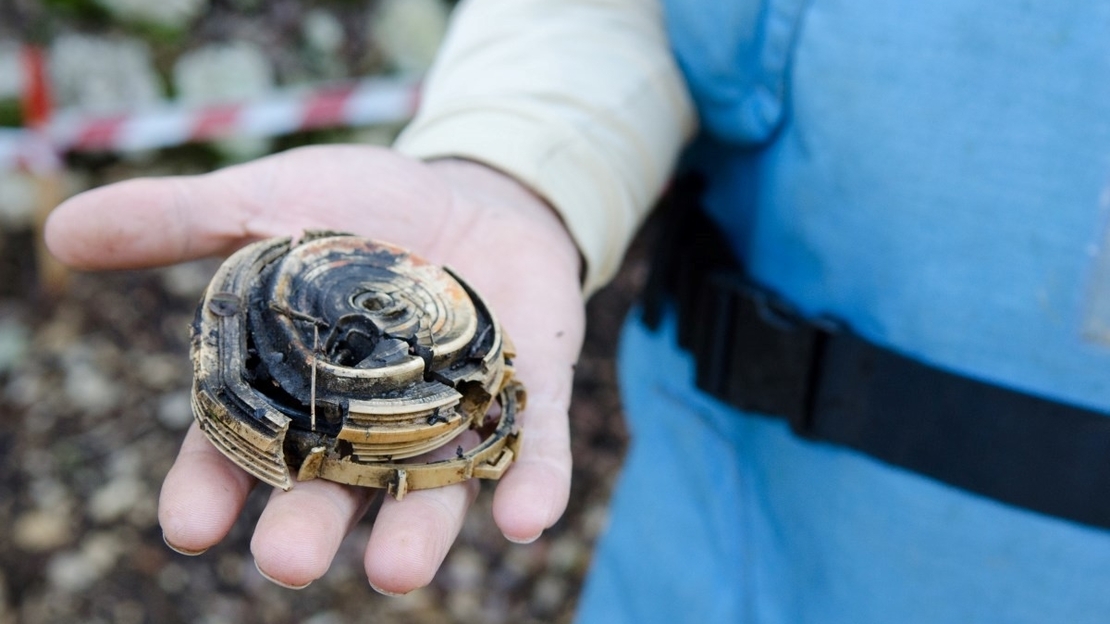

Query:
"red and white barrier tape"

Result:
[[0, 75, 421, 174]]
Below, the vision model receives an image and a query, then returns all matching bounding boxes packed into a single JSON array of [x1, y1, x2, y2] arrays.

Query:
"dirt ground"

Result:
[[0, 216, 652, 623]]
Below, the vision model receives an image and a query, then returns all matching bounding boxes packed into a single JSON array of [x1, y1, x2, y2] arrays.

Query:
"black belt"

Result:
[[641, 176, 1110, 530]]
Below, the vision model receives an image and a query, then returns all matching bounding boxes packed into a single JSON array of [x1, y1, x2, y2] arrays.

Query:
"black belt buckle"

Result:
[[691, 273, 833, 435]]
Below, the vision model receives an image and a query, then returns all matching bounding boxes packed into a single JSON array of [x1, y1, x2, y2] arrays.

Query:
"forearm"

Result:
[[395, 0, 696, 293]]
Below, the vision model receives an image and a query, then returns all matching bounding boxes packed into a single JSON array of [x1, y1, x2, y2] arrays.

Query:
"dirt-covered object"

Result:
[[191, 231, 523, 498]]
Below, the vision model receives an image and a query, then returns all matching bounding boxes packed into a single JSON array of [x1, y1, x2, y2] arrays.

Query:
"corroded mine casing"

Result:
[[189, 231, 523, 499]]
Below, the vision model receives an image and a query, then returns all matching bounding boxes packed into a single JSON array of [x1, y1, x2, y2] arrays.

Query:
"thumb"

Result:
[[45, 170, 259, 271]]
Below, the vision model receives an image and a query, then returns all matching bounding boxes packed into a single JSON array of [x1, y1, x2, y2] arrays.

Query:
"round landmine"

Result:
[[189, 231, 523, 498]]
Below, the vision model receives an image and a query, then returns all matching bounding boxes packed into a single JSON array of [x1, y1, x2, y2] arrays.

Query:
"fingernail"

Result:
[[505, 531, 541, 545], [254, 559, 312, 590], [163, 533, 208, 556], [369, 581, 407, 597]]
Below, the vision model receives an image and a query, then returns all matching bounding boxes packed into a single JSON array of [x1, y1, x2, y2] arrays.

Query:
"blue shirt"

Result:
[[578, 3, 1110, 622], [666, 0, 1110, 412]]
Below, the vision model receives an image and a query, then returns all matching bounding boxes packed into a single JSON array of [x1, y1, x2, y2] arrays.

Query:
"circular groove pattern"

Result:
[[189, 231, 523, 497]]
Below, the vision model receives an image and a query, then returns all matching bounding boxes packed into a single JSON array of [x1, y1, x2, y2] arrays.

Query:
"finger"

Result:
[[488, 274, 582, 543], [44, 146, 458, 272], [492, 372, 575, 543], [363, 432, 481, 595], [44, 171, 261, 270], [159, 423, 257, 555], [251, 480, 376, 589], [364, 482, 478, 595]]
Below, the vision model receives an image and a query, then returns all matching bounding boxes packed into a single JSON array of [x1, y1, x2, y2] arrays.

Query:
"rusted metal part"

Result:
[[190, 231, 524, 498]]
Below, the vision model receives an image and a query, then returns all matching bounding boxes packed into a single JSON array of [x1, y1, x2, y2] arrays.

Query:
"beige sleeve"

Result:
[[393, 0, 697, 294]]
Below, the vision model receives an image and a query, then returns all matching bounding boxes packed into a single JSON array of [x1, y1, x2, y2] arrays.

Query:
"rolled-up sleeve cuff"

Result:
[[393, 0, 695, 294]]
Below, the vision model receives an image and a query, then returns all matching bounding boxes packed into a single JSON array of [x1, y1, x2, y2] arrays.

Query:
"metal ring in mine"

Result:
[[189, 231, 524, 499]]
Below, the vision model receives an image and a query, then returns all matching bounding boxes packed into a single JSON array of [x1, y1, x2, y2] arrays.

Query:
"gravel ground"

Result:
[[0, 2, 656, 621]]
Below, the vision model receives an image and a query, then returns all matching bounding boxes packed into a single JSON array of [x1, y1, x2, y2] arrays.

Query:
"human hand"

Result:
[[45, 146, 585, 593]]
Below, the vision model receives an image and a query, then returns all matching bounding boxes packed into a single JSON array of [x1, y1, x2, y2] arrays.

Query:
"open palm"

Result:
[[45, 145, 585, 593]]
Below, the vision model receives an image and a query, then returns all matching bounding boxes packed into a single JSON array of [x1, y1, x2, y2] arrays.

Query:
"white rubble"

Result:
[[94, 0, 208, 29], [302, 8, 347, 79], [303, 9, 346, 56], [173, 41, 275, 105], [173, 42, 276, 160], [49, 35, 162, 113], [46, 532, 124, 593], [0, 42, 21, 100], [370, 0, 450, 74], [0, 172, 37, 229]]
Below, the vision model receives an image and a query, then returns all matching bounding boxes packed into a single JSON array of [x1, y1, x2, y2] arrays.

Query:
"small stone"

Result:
[[27, 475, 66, 506], [300, 8, 347, 80], [491, 541, 540, 592], [126, 493, 158, 529], [158, 562, 190, 594], [0, 173, 38, 230], [479, 594, 512, 624], [545, 534, 586, 575], [530, 574, 569, 616], [198, 595, 247, 624], [89, 476, 146, 523], [37, 305, 83, 353], [157, 391, 194, 431], [444, 546, 486, 591], [13, 509, 72, 551], [503, 541, 541, 576], [108, 447, 143, 477], [0, 317, 29, 375], [160, 261, 217, 299], [5, 371, 43, 408], [63, 361, 121, 417], [46, 533, 122, 593], [83, 532, 124, 569], [252, 591, 294, 624], [216, 554, 243, 586], [581, 502, 610, 540], [370, 0, 450, 74], [303, 9, 345, 55], [446, 590, 482, 623], [139, 354, 184, 391]]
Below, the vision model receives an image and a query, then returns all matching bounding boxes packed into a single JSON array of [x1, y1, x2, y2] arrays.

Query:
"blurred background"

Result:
[[0, 1, 646, 622]]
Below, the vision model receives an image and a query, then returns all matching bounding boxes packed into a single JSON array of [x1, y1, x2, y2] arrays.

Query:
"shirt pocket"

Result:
[[661, 0, 810, 145]]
